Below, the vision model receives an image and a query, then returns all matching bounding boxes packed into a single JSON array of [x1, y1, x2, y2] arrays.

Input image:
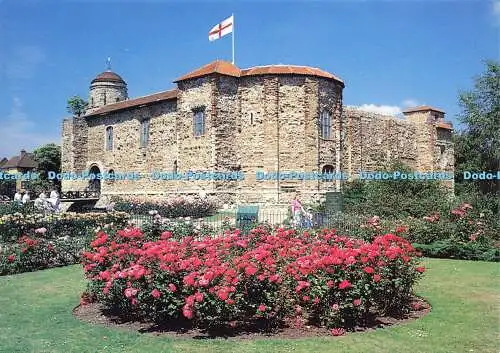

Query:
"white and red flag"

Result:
[[209, 15, 234, 42]]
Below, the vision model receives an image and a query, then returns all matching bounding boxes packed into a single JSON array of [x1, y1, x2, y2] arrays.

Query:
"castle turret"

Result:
[[402, 105, 446, 124], [87, 70, 128, 113]]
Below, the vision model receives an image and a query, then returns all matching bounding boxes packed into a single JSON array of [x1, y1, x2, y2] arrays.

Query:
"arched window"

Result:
[[108, 169, 115, 183], [322, 164, 334, 174], [105, 126, 113, 151], [140, 119, 150, 147], [193, 111, 205, 136], [320, 111, 332, 139]]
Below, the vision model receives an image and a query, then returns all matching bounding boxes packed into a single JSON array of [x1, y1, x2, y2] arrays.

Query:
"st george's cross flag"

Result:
[[209, 15, 234, 41]]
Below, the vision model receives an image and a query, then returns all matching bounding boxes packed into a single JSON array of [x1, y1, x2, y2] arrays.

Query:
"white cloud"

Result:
[[0, 97, 59, 158], [4, 45, 46, 80], [401, 99, 420, 108], [494, 1, 500, 24], [353, 98, 423, 116], [356, 104, 402, 116]]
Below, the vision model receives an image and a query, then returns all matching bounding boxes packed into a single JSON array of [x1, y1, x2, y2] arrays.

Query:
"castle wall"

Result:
[[61, 71, 454, 206], [342, 108, 454, 185]]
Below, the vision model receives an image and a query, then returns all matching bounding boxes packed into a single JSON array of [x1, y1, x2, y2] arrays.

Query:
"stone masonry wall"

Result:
[[62, 71, 453, 206]]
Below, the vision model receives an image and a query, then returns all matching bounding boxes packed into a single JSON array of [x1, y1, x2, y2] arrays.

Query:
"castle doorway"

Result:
[[88, 165, 101, 194]]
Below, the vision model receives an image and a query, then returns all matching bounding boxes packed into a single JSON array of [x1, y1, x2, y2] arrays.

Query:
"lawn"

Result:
[[0, 258, 498, 353]]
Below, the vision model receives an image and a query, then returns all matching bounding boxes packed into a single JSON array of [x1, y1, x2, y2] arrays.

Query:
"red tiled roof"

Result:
[[241, 65, 343, 84], [1, 150, 38, 170], [174, 60, 344, 85], [174, 60, 241, 82], [91, 71, 126, 84], [85, 89, 178, 117], [402, 105, 445, 114], [436, 121, 453, 130]]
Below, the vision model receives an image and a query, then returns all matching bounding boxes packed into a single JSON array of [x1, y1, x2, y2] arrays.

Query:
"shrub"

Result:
[[82, 226, 424, 332], [112, 196, 218, 218], [0, 211, 129, 243], [0, 212, 130, 275], [342, 161, 451, 219]]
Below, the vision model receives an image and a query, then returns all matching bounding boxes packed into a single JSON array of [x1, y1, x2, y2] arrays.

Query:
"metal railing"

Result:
[[127, 211, 364, 234], [60, 191, 101, 200]]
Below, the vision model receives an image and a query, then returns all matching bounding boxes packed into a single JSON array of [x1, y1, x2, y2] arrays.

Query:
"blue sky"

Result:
[[0, 0, 498, 157]]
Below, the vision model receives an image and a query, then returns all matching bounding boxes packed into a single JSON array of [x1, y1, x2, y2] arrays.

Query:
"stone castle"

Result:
[[61, 60, 454, 205]]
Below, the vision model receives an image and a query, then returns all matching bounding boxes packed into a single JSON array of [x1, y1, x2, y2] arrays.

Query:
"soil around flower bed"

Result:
[[73, 296, 431, 339]]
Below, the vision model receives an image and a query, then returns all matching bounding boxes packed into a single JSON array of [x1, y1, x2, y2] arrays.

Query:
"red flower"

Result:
[[168, 283, 177, 292], [217, 289, 229, 301], [373, 274, 381, 282], [245, 266, 258, 276], [326, 280, 334, 288], [331, 328, 346, 336], [194, 292, 204, 302], [416, 266, 425, 273], [124, 287, 138, 298], [160, 231, 172, 240], [151, 289, 161, 298], [182, 307, 193, 319], [257, 304, 267, 312], [225, 299, 235, 305], [338, 280, 352, 290], [7, 255, 15, 263], [353, 298, 362, 306], [363, 266, 374, 274]]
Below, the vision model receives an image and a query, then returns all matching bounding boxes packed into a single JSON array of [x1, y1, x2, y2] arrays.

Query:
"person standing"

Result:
[[22, 191, 30, 204], [291, 195, 303, 227], [14, 191, 22, 203]]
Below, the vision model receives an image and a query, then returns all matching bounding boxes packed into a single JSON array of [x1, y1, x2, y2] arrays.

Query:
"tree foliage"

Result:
[[32, 143, 61, 181], [66, 96, 88, 117], [454, 60, 500, 194], [342, 161, 451, 219]]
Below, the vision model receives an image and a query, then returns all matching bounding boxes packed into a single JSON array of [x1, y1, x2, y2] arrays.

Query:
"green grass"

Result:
[[0, 259, 498, 353]]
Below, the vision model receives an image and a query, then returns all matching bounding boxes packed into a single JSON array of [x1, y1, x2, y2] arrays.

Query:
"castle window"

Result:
[[105, 126, 113, 151], [116, 97, 120, 102], [140, 119, 150, 147], [108, 169, 115, 183], [322, 164, 334, 174], [194, 111, 205, 137], [250, 112, 254, 125], [320, 111, 332, 139], [101, 92, 106, 105]]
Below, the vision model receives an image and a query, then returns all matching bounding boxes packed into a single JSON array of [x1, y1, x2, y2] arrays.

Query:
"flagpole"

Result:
[[232, 13, 235, 65]]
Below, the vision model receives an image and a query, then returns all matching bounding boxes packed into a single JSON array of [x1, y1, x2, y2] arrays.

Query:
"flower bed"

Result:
[[0, 212, 130, 275], [81, 226, 424, 334], [0, 212, 129, 243], [112, 196, 218, 218], [348, 204, 500, 262]]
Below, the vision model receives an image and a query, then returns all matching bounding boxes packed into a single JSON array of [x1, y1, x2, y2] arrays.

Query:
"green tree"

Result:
[[66, 96, 88, 117], [454, 60, 500, 194], [32, 143, 61, 181]]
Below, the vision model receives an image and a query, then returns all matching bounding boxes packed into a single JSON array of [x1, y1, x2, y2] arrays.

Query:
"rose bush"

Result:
[[0, 211, 129, 243], [82, 225, 424, 333], [112, 196, 218, 218], [0, 212, 130, 275]]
